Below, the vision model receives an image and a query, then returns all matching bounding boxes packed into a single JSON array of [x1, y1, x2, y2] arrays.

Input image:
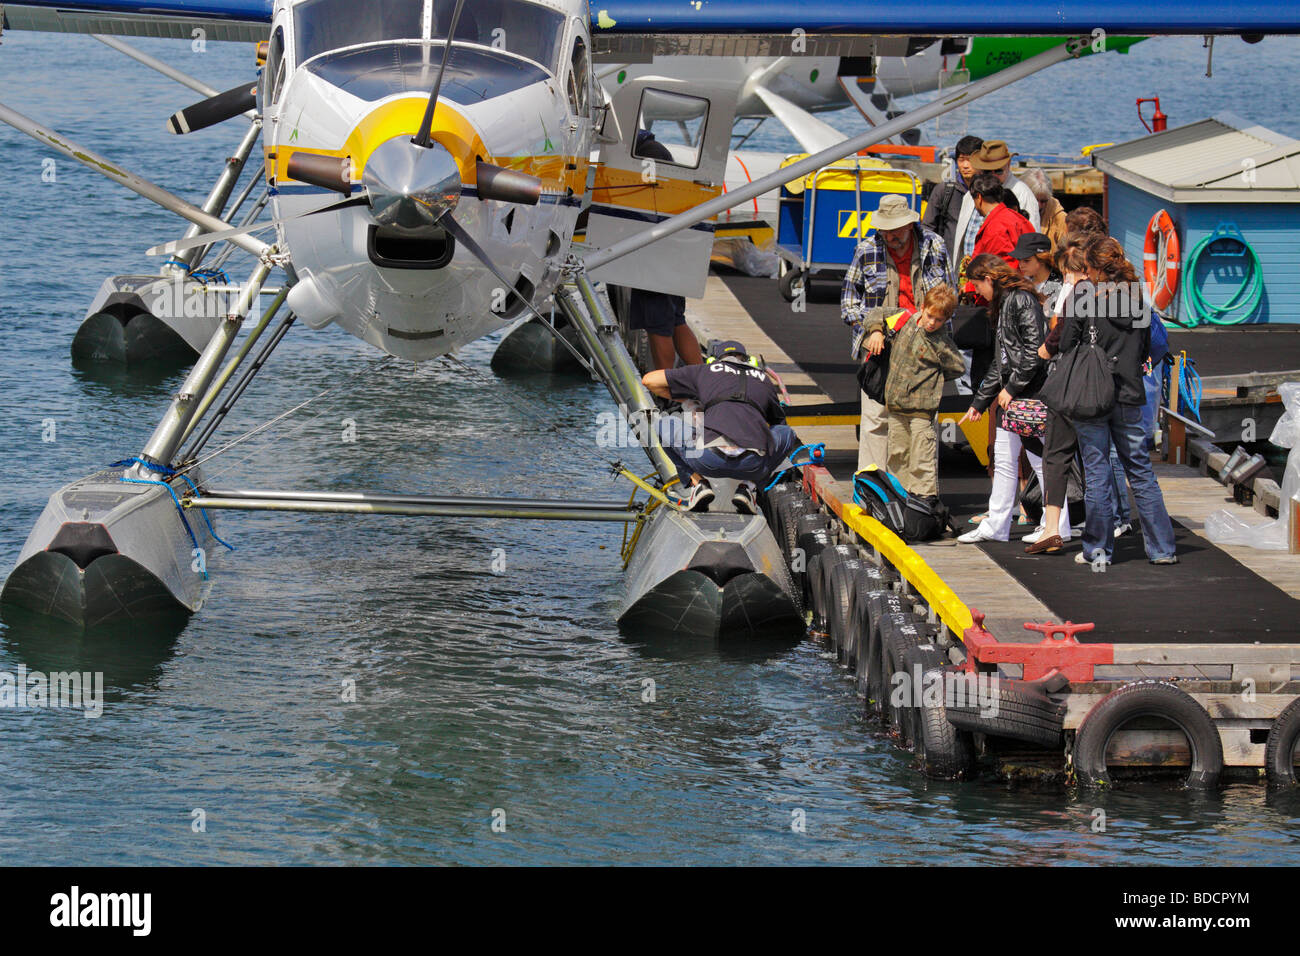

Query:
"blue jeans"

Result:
[[1108, 441, 1131, 525], [657, 417, 801, 487], [1072, 404, 1177, 561]]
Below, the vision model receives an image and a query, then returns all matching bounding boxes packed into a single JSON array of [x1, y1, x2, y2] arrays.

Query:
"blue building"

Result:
[[1091, 114, 1300, 326]]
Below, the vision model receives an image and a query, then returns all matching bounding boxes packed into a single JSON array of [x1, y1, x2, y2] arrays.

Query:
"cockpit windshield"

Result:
[[294, 0, 567, 74], [294, 0, 425, 66], [429, 0, 565, 73]]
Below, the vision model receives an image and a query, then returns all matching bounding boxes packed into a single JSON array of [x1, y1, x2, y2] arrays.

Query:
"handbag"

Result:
[[854, 310, 911, 404], [1037, 310, 1116, 420], [1002, 397, 1047, 439], [856, 352, 889, 404]]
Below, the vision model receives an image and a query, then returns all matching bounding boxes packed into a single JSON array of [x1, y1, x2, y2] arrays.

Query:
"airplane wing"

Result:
[[592, 1, 1300, 36], [0, 1, 271, 42]]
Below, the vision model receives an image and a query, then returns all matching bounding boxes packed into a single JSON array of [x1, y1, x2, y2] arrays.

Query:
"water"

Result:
[[1, 31, 1298, 866]]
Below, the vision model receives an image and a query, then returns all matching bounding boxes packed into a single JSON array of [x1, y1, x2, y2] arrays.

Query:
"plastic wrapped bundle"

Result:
[[1205, 382, 1300, 551]]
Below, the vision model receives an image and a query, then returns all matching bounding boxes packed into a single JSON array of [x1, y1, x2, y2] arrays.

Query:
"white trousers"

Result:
[[980, 426, 1071, 541]]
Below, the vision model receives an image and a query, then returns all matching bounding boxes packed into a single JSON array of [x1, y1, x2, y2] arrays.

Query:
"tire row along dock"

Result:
[[678, 269, 1300, 787]]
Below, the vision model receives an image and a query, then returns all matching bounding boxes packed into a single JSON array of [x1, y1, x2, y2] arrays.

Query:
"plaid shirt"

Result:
[[842, 225, 950, 357]]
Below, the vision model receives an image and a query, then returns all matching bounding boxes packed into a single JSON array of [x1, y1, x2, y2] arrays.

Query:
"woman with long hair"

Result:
[[1060, 236, 1177, 566], [1025, 238, 1087, 552], [957, 254, 1067, 543], [1028, 234, 1134, 553]]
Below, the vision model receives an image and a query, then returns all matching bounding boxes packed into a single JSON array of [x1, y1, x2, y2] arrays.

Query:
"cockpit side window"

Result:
[[263, 26, 287, 107], [566, 35, 589, 117]]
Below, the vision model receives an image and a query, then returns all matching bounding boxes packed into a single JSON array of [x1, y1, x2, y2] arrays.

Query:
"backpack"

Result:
[[852, 466, 957, 542]]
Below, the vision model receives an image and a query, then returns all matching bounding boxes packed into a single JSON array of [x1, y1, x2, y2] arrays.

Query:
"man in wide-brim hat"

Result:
[[842, 193, 951, 474]]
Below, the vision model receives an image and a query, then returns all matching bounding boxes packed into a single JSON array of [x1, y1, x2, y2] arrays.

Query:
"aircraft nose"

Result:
[[363, 136, 461, 229]]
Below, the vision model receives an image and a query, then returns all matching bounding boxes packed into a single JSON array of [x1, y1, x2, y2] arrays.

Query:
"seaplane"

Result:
[[0, 0, 1295, 637]]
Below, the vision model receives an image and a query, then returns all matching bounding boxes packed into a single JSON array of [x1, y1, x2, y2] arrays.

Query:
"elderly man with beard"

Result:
[[842, 194, 951, 473]]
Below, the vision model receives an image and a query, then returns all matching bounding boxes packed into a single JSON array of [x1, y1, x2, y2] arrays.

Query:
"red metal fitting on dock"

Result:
[[962, 609, 1114, 681]]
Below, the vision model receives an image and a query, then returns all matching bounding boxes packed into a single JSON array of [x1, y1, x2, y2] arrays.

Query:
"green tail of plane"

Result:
[[963, 35, 1147, 81]]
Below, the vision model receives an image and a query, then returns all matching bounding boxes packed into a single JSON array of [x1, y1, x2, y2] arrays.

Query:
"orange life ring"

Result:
[[1143, 209, 1180, 311]]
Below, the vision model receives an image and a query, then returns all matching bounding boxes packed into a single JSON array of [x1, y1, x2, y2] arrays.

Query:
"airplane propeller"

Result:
[[166, 83, 258, 135], [395, 0, 544, 209]]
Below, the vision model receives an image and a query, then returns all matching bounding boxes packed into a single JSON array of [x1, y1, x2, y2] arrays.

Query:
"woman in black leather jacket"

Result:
[[957, 254, 1062, 543]]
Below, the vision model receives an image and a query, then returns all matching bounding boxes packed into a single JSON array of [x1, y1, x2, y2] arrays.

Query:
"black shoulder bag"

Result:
[[1037, 309, 1116, 421]]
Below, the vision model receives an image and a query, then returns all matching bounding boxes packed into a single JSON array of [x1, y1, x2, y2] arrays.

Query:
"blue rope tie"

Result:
[[118, 476, 206, 577], [112, 457, 237, 557], [763, 442, 826, 492], [190, 267, 231, 285]]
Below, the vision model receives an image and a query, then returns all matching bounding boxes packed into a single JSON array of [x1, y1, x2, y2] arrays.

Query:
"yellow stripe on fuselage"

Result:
[[589, 164, 722, 217]]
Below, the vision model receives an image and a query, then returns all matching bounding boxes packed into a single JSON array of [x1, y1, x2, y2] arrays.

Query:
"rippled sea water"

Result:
[[1, 32, 1298, 865]]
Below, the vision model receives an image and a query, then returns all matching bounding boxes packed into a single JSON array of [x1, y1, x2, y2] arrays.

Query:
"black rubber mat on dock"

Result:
[[718, 269, 860, 404], [937, 450, 1300, 644]]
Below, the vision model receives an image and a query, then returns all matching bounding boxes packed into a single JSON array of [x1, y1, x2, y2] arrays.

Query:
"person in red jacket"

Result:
[[970, 172, 1034, 270]]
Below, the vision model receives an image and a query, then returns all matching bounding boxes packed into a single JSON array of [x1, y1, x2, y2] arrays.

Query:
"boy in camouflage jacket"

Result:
[[876, 286, 965, 497]]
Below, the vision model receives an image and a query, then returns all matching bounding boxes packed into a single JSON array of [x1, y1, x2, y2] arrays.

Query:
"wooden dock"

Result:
[[668, 268, 1300, 780]]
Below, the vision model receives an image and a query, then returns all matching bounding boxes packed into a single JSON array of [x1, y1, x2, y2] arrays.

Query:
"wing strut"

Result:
[[583, 36, 1088, 273], [0, 99, 270, 258], [94, 34, 257, 120]]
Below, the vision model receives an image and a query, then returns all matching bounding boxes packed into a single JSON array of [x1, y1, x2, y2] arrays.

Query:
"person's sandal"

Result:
[[1024, 534, 1064, 555]]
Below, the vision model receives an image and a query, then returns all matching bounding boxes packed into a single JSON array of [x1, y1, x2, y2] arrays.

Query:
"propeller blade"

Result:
[[439, 215, 539, 319], [475, 162, 543, 206], [145, 195, 368, 258], [167, 83, 257, 135], [412, 0, 467, 149], [285, 153, 354, 196], [439, 214, 599, 376]]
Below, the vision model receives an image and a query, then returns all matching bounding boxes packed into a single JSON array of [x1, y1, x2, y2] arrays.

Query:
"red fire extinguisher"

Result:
[[1137, 96, 1168, 133]]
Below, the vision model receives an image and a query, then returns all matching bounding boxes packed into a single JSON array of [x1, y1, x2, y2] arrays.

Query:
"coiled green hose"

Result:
[[1183, 223, 1264, 326]]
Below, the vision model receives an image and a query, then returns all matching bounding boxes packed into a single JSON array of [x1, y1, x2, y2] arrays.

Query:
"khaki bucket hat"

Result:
[[872, 194, 920, 231]]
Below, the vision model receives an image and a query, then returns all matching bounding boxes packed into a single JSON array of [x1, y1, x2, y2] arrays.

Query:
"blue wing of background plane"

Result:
[[592, 0, 1300, 35], [6, 0, 1299, 37], [8, 0, 272, 20]]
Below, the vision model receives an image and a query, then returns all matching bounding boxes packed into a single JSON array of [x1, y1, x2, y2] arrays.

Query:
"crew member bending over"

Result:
[[643, 341, 801, 514]]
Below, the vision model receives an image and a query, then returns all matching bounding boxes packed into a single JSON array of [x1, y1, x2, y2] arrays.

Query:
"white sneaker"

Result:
[[959, 524, 1004, 543], [1022, 525, 1047, 544], [1114, 522, 1133, 538], [1075, 551, 1110, 566]]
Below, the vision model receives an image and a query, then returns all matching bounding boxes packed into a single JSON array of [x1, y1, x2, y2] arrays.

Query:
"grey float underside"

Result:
[[619, 507, 802, 639], [2, 468, 214, 627]]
